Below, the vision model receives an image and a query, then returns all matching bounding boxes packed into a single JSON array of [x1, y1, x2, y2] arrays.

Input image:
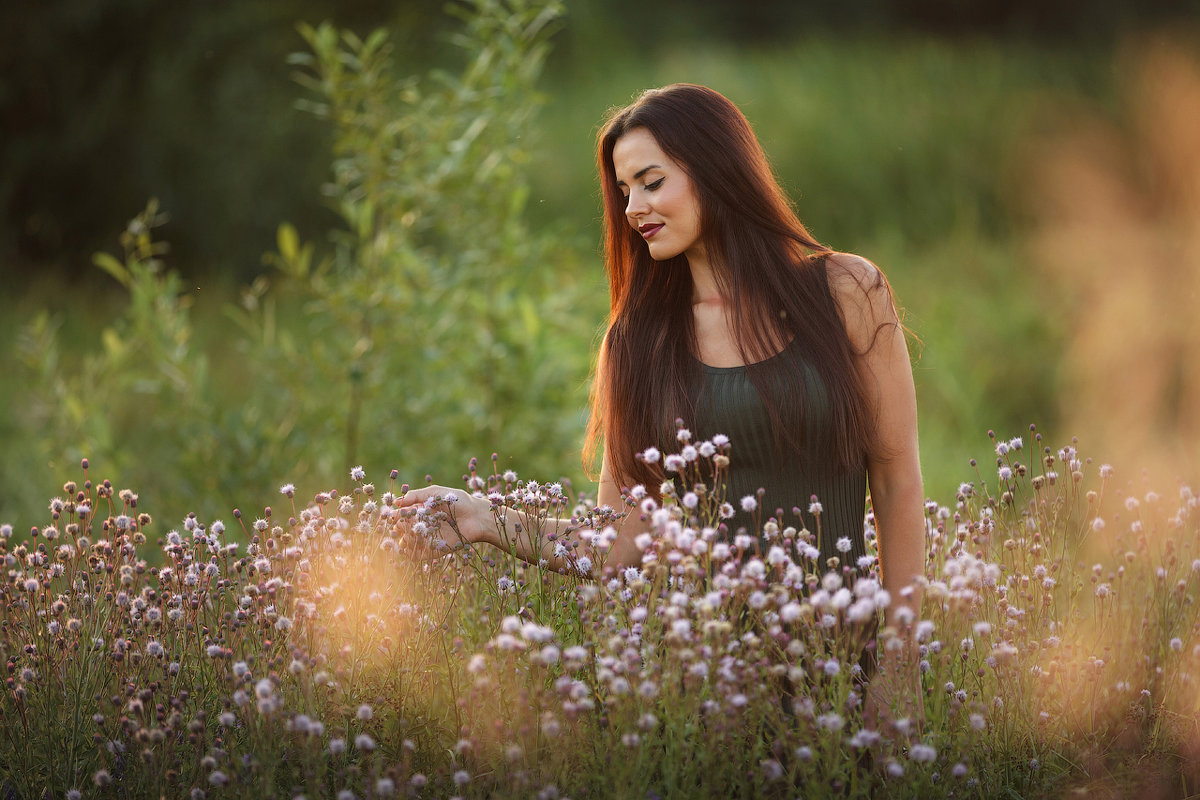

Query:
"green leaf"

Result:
[[277, 223, 300, 264], [93, 252, 131, 287]]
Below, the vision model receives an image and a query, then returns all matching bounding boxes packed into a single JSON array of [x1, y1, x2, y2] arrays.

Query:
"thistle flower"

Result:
[[816, 712, 844, 732]]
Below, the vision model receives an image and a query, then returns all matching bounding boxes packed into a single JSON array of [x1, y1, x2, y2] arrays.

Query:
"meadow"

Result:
[[2, 0, 1199, 796]]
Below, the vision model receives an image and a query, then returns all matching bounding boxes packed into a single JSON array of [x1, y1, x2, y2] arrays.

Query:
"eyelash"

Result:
[[621, 177, 665, 200]]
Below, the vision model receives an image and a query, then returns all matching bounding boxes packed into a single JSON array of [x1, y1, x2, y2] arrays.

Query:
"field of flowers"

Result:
[[2, 427, 1197, 799]]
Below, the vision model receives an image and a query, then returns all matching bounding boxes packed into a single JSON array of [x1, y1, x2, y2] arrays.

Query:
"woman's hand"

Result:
[[395, 485, 497, 555]]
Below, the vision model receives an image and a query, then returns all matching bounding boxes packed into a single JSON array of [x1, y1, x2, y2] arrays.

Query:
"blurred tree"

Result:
[[0, 0, 450, 284], [2, 0, 1198, 287]]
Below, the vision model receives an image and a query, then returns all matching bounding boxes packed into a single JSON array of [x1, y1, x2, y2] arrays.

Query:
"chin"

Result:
[[647, 244, 683, 262]]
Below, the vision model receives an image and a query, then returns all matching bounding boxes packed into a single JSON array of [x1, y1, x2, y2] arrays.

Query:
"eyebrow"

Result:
[[616, 164, 662, 186]]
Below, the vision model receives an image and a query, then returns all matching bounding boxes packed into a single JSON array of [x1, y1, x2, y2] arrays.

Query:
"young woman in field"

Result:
[[399, 83, 925, 721]]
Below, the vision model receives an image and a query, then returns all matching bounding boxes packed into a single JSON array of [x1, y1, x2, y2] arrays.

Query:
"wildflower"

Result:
[[682, 492, 699, 509], [849, 728, 881, 748], [1171, 638, 1184, 653], [886, 761, 905, 778], [453, 770, 470, 787], [836, 536, 851, 553], [909, 744, 937, 763], [328, 738, 346, 755], [998, 466, 1013, 481], [740, 495, 758, 512], [681, 445, 698, 462], [497, 576, 515, 594], [206, 644, 223, 658], [350, 465, 365, 481], [1100, 464, 1114, 478], [663, 454, 686, 472], [208, 772, 228, 787], [817, 712, 844, 732], [742, 559, 766, 580], [357, 704, 373, 721]]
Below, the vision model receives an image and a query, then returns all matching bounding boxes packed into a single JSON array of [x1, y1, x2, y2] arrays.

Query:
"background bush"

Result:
[[0, 0, 1196, 524]]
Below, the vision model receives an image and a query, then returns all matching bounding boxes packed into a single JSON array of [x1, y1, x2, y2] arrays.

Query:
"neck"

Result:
[[686, 247, 720, 304]]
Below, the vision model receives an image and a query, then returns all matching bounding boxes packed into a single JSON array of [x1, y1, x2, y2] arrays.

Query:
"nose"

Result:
[[625, 190, 648, 221]]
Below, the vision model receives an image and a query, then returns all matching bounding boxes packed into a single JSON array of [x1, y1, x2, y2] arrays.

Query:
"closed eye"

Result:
[[645, 177, 665, 191]]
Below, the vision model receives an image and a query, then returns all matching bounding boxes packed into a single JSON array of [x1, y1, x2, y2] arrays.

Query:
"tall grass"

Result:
[[1, 427, 1197, 798]]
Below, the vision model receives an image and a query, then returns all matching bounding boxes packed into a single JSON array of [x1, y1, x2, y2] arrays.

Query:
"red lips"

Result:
[[639, 223, 664, 239]]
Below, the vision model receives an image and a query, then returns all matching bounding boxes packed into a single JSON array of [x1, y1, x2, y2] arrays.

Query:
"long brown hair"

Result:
[[586, 84, 885, 493]]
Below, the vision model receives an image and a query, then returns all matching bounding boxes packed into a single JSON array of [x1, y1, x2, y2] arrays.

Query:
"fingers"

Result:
[[396, 484, 459, 508]]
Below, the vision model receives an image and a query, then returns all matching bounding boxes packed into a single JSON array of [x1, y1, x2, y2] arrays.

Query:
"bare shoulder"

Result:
[[822, 251, 894, 322], [823, 251, 885, 298]]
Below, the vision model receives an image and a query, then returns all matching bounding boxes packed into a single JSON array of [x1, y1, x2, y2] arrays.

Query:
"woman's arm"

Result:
[[827, 252, 926, 720], [395, 454, 646, 575]]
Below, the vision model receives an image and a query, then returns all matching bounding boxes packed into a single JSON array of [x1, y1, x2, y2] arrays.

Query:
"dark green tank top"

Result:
[[689, 338, 869, 569]]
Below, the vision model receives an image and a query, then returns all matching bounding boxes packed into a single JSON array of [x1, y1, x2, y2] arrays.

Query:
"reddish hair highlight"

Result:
[[586, 84, 884, 493]]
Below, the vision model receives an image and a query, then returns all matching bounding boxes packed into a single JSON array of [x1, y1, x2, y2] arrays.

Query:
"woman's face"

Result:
[[612, 127, 705, 264]]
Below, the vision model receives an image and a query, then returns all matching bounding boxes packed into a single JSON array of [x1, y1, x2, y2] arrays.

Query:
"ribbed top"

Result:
[[689, 338, 869, 570]]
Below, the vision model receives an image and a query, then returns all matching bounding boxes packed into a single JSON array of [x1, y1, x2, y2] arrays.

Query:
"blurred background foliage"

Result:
[[1, 0, 1198, 526]]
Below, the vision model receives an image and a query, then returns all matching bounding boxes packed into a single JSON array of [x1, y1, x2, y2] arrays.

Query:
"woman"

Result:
[[399, 84, 925, 722]]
